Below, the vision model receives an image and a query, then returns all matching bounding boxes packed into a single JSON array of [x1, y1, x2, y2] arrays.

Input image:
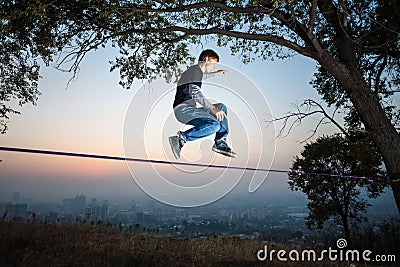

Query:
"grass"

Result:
[[0, 220, 397, 266]]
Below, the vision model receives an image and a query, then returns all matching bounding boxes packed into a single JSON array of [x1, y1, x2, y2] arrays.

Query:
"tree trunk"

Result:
[[317, 51, 400, 214], [344, 79, 400, 215], [342, 213, 351, 245]]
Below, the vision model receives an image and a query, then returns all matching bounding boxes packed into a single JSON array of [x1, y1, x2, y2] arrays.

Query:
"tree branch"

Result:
[[110, 1, 319, 55], [268, 99, 350, 142], [374, 40, 389, 94], [317, 0, 343, 35], [116, 1, 275, 16], [53, 31, 111, 87], [308, 0, 318, 34], [115, 26, 317, 58]]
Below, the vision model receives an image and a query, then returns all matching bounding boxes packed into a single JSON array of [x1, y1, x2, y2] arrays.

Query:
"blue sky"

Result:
[[0, 43, 346, 205]]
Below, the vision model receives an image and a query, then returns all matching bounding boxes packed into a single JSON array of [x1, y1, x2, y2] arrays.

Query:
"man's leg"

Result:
[[171, 103, 236, 158], [174, 105, 221, 142], [210, 103, 237, 158], [170, 105, 220, 159], [179, 117, 220, 141], [212, 103, 229, 142]]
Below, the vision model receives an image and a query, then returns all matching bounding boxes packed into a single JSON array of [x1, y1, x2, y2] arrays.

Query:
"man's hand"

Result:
[[209, 105, 227, 121], [215, 69, 227, 75], [214, 110, 227, 121]]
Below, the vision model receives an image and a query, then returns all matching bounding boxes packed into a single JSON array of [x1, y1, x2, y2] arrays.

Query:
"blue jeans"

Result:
[[174, 103, 229, 142]]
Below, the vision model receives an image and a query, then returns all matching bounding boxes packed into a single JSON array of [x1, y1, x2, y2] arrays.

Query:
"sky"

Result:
[[0, 43, 396, 208]]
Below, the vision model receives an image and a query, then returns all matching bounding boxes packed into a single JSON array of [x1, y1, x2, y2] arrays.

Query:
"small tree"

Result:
[[288, 132, 387, 243]]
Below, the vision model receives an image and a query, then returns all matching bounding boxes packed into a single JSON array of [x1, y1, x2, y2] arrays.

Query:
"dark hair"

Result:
[[198, 49, 219, 62]]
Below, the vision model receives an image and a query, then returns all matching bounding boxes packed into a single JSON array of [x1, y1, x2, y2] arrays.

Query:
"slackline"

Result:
[[0, 146, 391, 182]]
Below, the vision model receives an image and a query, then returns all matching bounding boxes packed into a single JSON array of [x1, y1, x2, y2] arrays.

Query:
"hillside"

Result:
[[0, 220, 397, 266]]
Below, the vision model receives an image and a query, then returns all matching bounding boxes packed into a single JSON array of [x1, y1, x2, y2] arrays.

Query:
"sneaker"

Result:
[[169, 135, 185, 159], [212, 140, 237, 158]]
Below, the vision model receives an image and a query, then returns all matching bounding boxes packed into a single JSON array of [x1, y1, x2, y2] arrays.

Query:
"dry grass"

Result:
[[0, 220, 396, 267]]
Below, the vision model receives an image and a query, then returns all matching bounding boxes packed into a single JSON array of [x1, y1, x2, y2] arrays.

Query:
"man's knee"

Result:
[[208, 118, 221, 133]]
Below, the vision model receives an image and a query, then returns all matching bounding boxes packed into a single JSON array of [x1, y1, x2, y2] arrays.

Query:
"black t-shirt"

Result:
[[173, 65, 213, 108]]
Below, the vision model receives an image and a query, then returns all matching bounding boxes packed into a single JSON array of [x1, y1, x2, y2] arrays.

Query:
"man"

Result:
[[169, 49, 237, 159]]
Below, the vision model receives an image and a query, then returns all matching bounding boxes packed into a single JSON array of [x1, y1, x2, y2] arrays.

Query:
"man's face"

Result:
[[204, 57, 218, 73]]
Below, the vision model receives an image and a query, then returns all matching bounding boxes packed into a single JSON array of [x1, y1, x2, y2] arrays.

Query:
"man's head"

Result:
[[198, 49, 219, 73], [198, 49, 219, 62]]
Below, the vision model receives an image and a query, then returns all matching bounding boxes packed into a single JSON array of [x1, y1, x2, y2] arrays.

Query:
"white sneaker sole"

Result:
[[212, 147, 237, 158]]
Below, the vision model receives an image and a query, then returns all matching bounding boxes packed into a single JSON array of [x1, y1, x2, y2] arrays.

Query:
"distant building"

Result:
[[88, 200, 109, 222], [12, 192, 20, 204], [137, 212, 144, 223], [75, 194, 86, 211], [131, 200, 135, 212], [5, 203, 28, 220], [62, 194, 86, 215], [188, 214, 201, 223]]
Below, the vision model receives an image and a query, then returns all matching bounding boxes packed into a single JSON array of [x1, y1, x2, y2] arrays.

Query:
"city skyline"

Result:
[[2, 189, 397, 240]]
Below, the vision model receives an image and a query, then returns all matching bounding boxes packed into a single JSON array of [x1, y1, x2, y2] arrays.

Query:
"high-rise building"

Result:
[[131, 200, 136, 212], [74, 194, 86, 212], [62, 194, 87, 215], [89, 200, 109, 222], [12, 192, 20, 204], [99, 200, 108, 221]]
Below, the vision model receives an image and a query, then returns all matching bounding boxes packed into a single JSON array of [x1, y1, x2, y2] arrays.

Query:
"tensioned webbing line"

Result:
[[0, 146, 392, 183]]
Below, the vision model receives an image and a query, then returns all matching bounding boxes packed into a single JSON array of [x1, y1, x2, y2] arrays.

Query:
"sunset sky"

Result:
[[0, 44, 345, 206]]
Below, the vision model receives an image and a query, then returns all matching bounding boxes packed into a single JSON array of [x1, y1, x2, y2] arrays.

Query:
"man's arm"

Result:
[[188, 84, 226, 121], [205, 69, 227, 121], [205, 69, 227, 79], [188, 84, 212, 108]]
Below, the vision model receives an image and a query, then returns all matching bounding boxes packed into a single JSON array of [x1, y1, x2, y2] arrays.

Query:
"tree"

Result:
[[1, 0, 400, 212], [288, 132, 386, 242]]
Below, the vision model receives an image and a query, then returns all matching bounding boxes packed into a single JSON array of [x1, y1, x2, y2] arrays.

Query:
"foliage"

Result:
[[310, 0, 400, 129], [2, 1, 399, 133], [288, 131, 387, 241], [0, 0, 98, 133]]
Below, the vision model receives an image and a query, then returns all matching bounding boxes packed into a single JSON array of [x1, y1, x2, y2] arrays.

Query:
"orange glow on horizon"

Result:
[[1, 152, 129, 179]]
